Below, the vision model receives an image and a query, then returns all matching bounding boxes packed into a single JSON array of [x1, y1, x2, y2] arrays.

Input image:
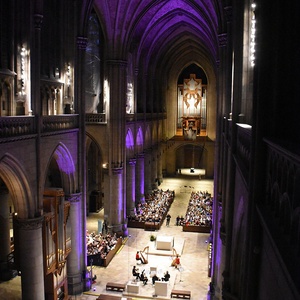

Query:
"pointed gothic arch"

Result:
[[136, 127, 144, 153], [44, 143, 76, 195], [126, 128, 135, 158], [0, 154, 33, 219]]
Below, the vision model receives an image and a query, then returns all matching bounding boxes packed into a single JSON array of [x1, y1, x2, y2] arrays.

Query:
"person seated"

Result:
[[132, 266, 140, 281], [136, 251, 143, 264], [152, 273, 160, 285], [162, 271, 170, 282], [140, 270, 148, 285]]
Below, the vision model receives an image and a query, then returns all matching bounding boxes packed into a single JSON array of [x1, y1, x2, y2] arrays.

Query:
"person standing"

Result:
[[102, 220, 108, 234], [166, 214, 171, 226]]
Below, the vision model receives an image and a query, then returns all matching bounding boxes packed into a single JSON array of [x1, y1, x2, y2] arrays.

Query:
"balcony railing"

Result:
[[42, 115, 79, 132], [0, 115, 79, 139], [0, 116, 35, 138], [85, 113, 106, 124]]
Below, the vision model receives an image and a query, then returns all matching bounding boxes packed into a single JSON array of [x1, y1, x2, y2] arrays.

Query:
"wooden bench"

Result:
[[105, 282, 126, 292], [171, 289, 191, 299]]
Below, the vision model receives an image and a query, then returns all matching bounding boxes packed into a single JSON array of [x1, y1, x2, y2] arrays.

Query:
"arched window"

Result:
[[85, 11, 103, 114]]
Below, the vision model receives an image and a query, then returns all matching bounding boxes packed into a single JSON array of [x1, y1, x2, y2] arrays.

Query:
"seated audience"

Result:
[[127, 189, 175, 228], [86, 231, 119, 260], [181, 191, 213, 227]]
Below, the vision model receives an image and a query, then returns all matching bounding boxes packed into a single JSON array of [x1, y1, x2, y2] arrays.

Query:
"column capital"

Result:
[[14, 216, 44, 230], [218, 33, 227, 48], [112, 167, 123, 175], [137, 153, 145, 159], [65, 193, 82, 203], [127, 158, 137, 166]]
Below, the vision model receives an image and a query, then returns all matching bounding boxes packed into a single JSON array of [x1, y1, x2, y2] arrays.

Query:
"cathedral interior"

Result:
[[1, 0, 300, 299]]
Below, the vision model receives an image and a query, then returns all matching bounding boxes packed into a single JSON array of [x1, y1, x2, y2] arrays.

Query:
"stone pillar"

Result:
[[106, 59, 127, 235], [151, 147, 158, 189], [74, 36, 88, 293], [32, 14, 44, 214], [66, 193, 86, 294], [0, 188, 10, 263], [135, 153, 145, 204], [157, 145, 163, 185], [144, 149, 152, 195], [14, 216, 44, 300], [109, 168, 124, 234], [126, 159, 136, 217]]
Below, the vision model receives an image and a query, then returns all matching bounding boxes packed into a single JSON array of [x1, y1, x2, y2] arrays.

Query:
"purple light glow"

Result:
[[55, 144, 75, 175], [126, 129, 134, 149]]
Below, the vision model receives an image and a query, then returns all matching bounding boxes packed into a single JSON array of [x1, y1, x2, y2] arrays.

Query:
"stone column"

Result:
[[0, 188, 10, 263], [106, 59, 127, 235], [135, 153, 145, 204], [32, 14, 44, 214], [144, 149, 153, 195], [151, 147, 158, 189], [126, 159, 136, 217], [14, 216, 44, 300], [65, 193, 85, 294], [74, 36, 88, 293], [157, 145, 163, 185], [109, 168, 124, 234]]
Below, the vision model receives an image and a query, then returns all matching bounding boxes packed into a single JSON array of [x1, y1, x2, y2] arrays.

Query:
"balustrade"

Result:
[[0, 115, 79, 139]]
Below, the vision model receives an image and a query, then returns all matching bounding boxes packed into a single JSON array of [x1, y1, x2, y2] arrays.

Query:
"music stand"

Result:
[[178, 266, 184, 282]]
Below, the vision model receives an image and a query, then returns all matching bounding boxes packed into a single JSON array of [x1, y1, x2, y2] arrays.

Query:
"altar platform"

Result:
[[148, 236, 185, 256]]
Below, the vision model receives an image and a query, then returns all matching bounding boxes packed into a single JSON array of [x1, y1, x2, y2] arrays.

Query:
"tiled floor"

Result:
[[0, 176, 213, 300]]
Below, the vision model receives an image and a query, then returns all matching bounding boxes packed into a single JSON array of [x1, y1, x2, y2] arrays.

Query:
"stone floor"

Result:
[[0, 175, 213, 300], [80, 177, 213, 300]]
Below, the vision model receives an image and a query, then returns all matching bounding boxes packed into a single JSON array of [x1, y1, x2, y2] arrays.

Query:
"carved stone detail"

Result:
[[65, 193, 82, 203], [218, 33, 227, 48], [14, 216, 43, 230]]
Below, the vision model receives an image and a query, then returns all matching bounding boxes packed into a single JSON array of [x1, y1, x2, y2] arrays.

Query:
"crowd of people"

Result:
[[127, 189, 175, 224], [86, 230, 119, 259], [180, 191, 213, 227]]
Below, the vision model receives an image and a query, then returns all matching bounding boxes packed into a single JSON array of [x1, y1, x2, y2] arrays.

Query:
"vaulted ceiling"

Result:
[[93, 0, 224, 74]]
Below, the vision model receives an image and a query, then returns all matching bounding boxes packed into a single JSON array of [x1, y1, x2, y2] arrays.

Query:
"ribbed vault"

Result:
[[93, 0, 223, 139]]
